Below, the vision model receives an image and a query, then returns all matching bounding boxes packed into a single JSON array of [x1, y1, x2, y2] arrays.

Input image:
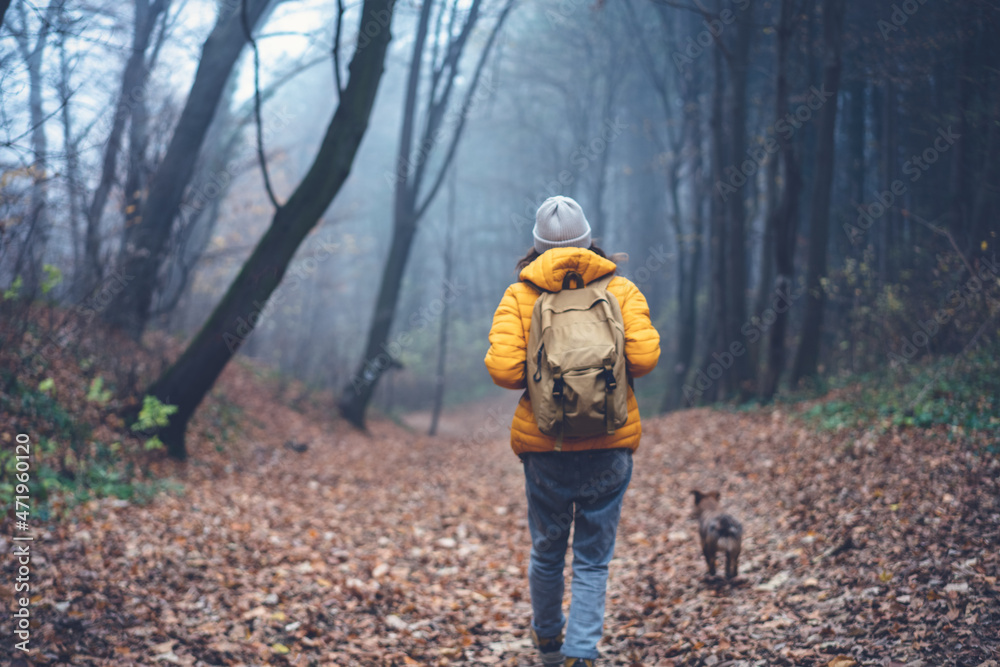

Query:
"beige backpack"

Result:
[[526, 271, 628, 449]]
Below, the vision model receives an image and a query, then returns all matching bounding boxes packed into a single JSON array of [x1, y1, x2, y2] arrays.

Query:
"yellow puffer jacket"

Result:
[[484, 247, 660, 455]]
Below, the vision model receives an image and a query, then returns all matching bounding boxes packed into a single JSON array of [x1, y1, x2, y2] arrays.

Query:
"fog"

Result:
[[2, 0, 997, 439]]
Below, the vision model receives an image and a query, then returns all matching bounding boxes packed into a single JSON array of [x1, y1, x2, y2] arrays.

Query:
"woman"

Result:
[[484, 195, 660, 666]]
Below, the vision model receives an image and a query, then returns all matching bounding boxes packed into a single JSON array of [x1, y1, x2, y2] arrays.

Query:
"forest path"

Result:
[[27, 387, 999, 666]]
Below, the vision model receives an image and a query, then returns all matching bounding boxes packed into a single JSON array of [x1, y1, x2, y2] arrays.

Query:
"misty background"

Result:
[[1, 0, 997, 439]]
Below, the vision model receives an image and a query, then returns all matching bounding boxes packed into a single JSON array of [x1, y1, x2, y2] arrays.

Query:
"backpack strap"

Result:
[[553, 372, 565, 452], [552, 360, 565, 451], [603, 357, 617, 435], [562, 271, 585, 290], [593, 272, 618, 436]]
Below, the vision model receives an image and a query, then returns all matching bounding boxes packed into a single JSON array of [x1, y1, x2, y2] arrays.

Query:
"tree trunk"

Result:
[[23, 12, 49, 293], [429, 166, 458, 436], [705, 45, 728, 404], [661, 158, 687, 410], [723, 10, 754, 399], [752, 27, 787, 372], [104, 0, 272, 339], [836, 76, 865, 372], [662, 75, 703, 411], [951, 19, 972, 250], [337, 0, 430, 426], [969, 87, 997, 253], [339, 0, 514, 429], [622, 0, 702, 410], [587, 55, 622, 242], [879, 76, 895, 281], [57, 18, 83, 274], [147, 0, 395, 460], [152, 82, 236, 322], [11, 1, 57, 296], [338, 200, 419, 428], [752, 189, 776, 338], [759, 0, 800, 401], [790, 0, 845, 386], [155, 58, 322, 321], [846, 79, 866, 210], [122, 31, 152, 254], [80, 0, 167, 299], [761, 157, 801, 399]]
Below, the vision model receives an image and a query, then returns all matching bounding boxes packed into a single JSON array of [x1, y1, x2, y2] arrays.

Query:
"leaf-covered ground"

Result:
[[4, 368, 999, 666]]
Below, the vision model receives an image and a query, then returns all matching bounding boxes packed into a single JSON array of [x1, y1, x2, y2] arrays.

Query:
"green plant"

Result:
[[798, 345, 1000, 444], [6, 379, 85, 444], [131, 395, 178, 451], [41, 264, 62, 296], [0, 435, 138, 519], [0, 337, 180, 518], [3, 276, 22, 300], [86, 376, 113, 404]]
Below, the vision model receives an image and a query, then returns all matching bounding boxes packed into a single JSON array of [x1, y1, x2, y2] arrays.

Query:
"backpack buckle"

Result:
[[552, 376, 564, 399], [603, 361, 617, 391]]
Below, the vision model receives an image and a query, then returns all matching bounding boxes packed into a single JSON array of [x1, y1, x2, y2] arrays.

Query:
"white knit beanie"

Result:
[[533, 195, 592, 253]]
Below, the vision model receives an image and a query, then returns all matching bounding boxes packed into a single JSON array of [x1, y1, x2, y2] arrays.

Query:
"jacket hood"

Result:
[[518, 247, 617, 292]]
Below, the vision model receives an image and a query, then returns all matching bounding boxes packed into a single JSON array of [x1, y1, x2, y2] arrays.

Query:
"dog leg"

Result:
[[725, 547, 740, 579], [702, 543, 717, 577]]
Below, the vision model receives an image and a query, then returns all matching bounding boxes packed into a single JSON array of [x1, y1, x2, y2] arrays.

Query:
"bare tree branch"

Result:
[[905, 211, 978, 278], [415, 0, 515, 220], [331, 0, 345, 96], [411, 0, 485, 200], [241, 0, 281, 210], [426, 0, 452, 109]]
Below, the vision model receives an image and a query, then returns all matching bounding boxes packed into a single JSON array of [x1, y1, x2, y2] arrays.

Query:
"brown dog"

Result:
[[691, 490, 743, 579]]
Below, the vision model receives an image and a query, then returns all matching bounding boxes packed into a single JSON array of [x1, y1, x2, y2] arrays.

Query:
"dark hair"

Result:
[[515, 243, 627, 272]]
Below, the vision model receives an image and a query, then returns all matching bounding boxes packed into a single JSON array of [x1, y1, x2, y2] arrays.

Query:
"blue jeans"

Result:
[[522, 448, 633, 661]]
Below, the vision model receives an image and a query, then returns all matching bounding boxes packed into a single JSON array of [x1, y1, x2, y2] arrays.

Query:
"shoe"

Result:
[[564, 660, 595, 667], [530, 627, 564, 665]]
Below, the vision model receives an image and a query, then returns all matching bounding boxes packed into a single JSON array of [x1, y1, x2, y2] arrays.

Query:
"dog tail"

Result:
[[718, 536, 739, 552], [714, 515, 743, 541]]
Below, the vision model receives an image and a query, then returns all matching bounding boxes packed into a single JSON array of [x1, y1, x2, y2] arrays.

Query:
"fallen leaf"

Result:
[[828, 657, 857, 667]]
